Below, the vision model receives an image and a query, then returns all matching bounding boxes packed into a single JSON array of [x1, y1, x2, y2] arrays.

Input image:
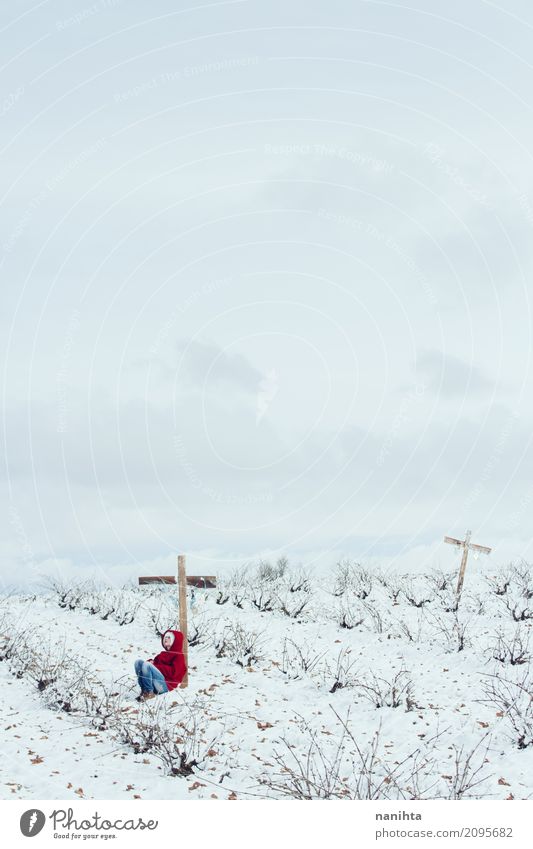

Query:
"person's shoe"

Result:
[[138, 691, 156, 701]]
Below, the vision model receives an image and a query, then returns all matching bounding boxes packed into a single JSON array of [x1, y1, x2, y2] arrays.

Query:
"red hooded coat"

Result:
[[150, 629, 187, 691]]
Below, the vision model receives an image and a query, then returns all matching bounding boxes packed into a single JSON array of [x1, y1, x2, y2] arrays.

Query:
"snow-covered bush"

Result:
[[499, 578, 533, 622], [275, 585, 311, 619], [0, 626, 28, 662], [481, 667, 533, 749], [280, 637, 326, 679], [326, 647, 358, 693], [360, 600, 392, 635], [437, 734, 493, 799], [114, 697, 224, 777], [259, 710, 436, 799], [257, 556, 288, 583], [331, 560, 372, 599], [249, 583, 275, 613], [425, 609, 474, 653], [214, 622, 265, 667], [188, 612, 214, 648], [489, 626, 531, 667], [355, 667, 416, 710], [485, 567, 513, 597], [42, 662, 101, 716], [147, 593, 177, 636], [402, 576, 434, 609], [334, 599, 365, 630], [426, 569, 454, 594], [288, 568, 313, 594], [394, 611, 426, 643], [24, 638, 73, 692]]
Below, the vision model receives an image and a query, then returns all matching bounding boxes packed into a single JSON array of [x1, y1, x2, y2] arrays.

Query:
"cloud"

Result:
[[175, 338, 262, 393], [415, 349, 495, 399]]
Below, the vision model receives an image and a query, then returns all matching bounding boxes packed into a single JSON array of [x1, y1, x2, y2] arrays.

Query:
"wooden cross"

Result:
[[138, 555, 217, 688], [444, 530, 492, 601]]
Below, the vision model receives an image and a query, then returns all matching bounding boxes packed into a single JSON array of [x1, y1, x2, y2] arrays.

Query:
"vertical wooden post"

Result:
[[456, 529, 471, 601], [177, 554, 189, 688]]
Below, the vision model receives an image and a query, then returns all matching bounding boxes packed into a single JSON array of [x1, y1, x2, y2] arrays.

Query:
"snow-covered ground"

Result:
[[1, 560, 533, 800]]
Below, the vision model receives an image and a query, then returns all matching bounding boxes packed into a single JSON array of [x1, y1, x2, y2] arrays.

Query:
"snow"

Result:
[[1, 562, 533, 800]]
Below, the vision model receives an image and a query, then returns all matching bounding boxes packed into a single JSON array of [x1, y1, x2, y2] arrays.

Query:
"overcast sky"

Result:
[[2, 0, 533, 587]]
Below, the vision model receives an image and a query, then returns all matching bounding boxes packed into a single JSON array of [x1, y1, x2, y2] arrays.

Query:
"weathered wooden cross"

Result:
[[138, 555, 217, 688], [444, 529, 492, 601]]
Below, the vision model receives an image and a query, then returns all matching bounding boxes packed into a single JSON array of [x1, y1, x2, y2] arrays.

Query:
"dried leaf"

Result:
[[189, 781, 207, 791]]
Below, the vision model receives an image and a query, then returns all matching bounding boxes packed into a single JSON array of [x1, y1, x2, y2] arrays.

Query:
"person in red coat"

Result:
[[134, 629, 187, 701]]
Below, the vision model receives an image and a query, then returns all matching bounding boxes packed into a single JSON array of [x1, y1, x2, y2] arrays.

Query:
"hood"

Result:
[[161, 629, 184, 652]]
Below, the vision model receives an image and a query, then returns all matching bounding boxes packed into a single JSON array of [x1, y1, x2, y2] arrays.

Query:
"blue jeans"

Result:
[[134, 659, 169, 694]]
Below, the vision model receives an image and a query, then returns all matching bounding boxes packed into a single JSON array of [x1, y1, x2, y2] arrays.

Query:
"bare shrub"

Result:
[[402, 577, 433, 609], [426, 569, 454, 594], [147, 594, 177, 637], [485, 568, 512, 597], [43, 576, 73, 608], [257, 557, 288, 583], [355, 667, 416, 710], [215, 584, 230, 606], [490, 626, 531, 666], [188, 612, 214, 648], [280, 638, 326, 679], [0, 627, 29, 662], [259, 709, 438, 799], [276, 586, 311, 619], [326, 648, 358, 693], [114, 696, 224, 777], [332, 559, 359, 597], [331, 560, 372, 599], [228, 569, 249, 609], [433, 584, 459, 613], [438, 734, 493, 799], [113, 591, 143, 626], [425, 609, 473, 652], [249, 585, 275, 613], [500, 588, 533, 623], [42, 661, 98, 715], [289, 568, 312, 594], [395, 612, 425, 643], [214, 622, 265, 667], [156, 707, 223, 777], [335, 600, 365, 630], [361, 600, 390, 634], [386, 577, 404, 604], [492, 562, 533, 622], [481, 667, 533, 749], [24, 638, 74, 692]]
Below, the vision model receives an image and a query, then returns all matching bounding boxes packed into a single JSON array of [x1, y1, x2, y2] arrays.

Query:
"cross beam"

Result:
[[138, 575, 217, 588], [444, 529, 492, 601]]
